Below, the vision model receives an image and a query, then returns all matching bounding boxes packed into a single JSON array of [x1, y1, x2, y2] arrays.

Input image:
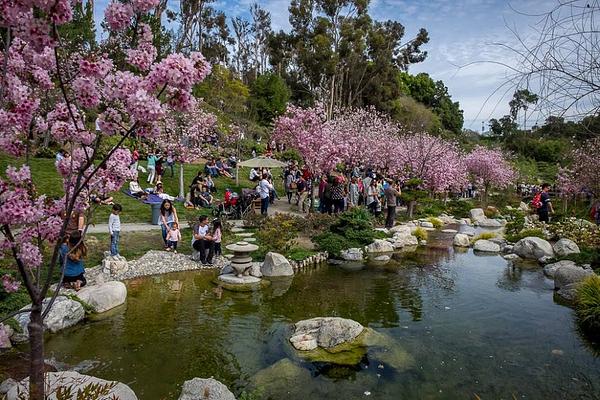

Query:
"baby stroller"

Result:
[[237, 189, 260, 219], [213, 189, 240, 220]]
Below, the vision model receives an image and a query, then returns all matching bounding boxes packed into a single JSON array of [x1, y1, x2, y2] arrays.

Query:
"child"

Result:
[[108, 204, 122, 256], [166, 222, 181, 253], [60, 232, 87, 291], [212, 219, 222, 257]]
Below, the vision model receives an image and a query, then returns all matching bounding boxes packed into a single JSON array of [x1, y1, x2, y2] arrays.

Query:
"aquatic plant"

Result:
[[576, 275, 600, 333], [413, 227, 428, 242], [427, 217, 443, 229]]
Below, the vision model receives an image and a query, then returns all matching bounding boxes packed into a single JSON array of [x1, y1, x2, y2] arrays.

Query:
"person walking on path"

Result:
[[384, 180, 401, 228], [108, 204, 122, 256], [348, 177, 360, 208], [296, 176, 308, 213], [159, 200, 179, 249], [192, 215, 214, 264], [537, 183, 554, 223], [147, 151, 157, 184]]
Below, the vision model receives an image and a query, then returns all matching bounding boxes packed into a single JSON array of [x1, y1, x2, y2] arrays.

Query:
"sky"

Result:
[[94, 0, 556, 130]]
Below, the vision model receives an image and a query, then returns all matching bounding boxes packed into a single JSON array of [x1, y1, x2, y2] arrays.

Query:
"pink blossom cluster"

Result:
[[2, 274, 20, 294], [104, 1, 134, 31], [557, 137, 600, 197], [464, 146, 515, 190], [131, 0, 161, 13], [126, 24, 157, 71]]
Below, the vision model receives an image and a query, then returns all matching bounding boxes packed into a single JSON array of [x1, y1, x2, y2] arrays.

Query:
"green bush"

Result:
[[446, 199, 475, 218], [286, 248, 317, 261], [427, 217, 443, 229], [413, 227, 427, 242], [255, 213, 300, 255], [506, 228, 545, 243], [547, 218, 600, 248], [576, 275, 600, 333], [559, 247, 600, 271], [313, 232, 357, 257]]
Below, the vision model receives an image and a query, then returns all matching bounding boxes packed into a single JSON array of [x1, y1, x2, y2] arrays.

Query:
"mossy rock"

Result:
[[251, 358, 312, 397]]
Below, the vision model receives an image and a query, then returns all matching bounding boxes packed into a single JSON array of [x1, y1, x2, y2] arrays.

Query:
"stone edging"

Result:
[[289, 251, 329, 271]]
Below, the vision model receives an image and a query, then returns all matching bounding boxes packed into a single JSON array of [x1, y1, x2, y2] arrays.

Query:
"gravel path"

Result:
[[86, 223, 161, 234]]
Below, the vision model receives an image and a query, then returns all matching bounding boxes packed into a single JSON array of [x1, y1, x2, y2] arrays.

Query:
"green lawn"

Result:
[[0, 155, 284, 224]]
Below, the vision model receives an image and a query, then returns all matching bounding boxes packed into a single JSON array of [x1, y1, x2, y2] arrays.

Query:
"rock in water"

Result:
[[553, 238, 580, 257], [473, 240, 501, 253], [6, 371, 137, 400], [365, 239, 394, 253], [290, 317, 364, 350], [76, 281, 127, 313], [453, 233, 470, 247], [14, 296, 84, 340], [543, 260, 577, 278], [251, 359, 312, 399], [503, 254, 520, 261], [178, 378, 236, 400], [340, 248, 364, 261], [389, 225, 411, 235], [261, 252, 293, 277], [554, 264, 594, 290], [513, 237, 554, 260]]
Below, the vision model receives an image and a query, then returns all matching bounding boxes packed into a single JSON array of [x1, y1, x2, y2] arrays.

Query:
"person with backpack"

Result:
[[533, 183, 554, 223]]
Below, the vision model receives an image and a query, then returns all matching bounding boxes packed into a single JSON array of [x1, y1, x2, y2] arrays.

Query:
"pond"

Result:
[[39, 233, 600, 399]]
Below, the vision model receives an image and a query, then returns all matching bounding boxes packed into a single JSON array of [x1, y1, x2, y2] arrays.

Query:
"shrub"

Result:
[[413, 227, 427, 241], [472, 232, 497, 242], [286, 248, 317, 261], [313, 232, 356, 257], [547, 218, 600, 248], [559, 247, 600, 271], [301, 212, 337, 236], [506, 228, 546, 243], [503, 209, 526, 239], [576, 275, 600, 333], [427, 217, 443, 229], [255, 213, 300, 255], [446, 199, 475, 218]]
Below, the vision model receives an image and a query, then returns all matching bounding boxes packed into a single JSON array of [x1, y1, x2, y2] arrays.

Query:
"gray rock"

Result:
[[6, 371, 137, 400], [503, 254, 521, 261], [15, 296, 85, 339], [519, 201, 529, 212], [340, 248, 364, 261], [420, 221, 434, 228], [0, 324, 11, 349], [453, 233, 470, 247], [461, 226, 476, 236], [538, 256, 553, 264], [76, 281, 126, 313], [220, 264, 234, 275], [390, 225, 411, 235], [513, 237, 555, 260], [372, 255, 391, 262], [553, 238, 580, 257], [478, 218, 503, 227], [544, 260, 577, 278], [470, 208, 485, 222], [249, 262, 262, 278], [261, 252, 293, 277], [441, 229, 458, 233], [554, 265, 594, 290], [290, 317, 364, 350], [365, 239, 394, 253], [251, 358, 312, 399], [503, 245, 514, 253], [392, 233, 419, 248], [419, 240, 427, 246], [102, 254, 129, 276], [473, 239, 501, 253], [557, 283, 580, 302], [178, 378, 235, 400]]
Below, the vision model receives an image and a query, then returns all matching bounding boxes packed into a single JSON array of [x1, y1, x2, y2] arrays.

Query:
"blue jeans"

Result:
[[110, 231, 120, 256], [260, 197, 269, 215], [161, 222, 173, 246]]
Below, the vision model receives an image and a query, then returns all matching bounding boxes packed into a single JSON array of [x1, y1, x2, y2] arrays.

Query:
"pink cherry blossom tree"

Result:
[[465, 146, 515, 203], [0, 1, 212, 397], [156, 106, 217, 198]]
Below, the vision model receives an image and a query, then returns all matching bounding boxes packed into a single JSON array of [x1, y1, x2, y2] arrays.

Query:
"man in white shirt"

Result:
[[192, 215, 214, 264], [249, 167, 259, 182], [258, 174, 273, 215]]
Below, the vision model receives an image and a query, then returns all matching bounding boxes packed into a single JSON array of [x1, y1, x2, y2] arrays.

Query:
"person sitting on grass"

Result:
[[90, 193, 114, 205], [206, 159, 219, 177], [60, 232, 87, 291], [215, 158, 233, 178], [129, 178, 148, 199], [200, 185, 213, 207], [166, 222, 181, 253]]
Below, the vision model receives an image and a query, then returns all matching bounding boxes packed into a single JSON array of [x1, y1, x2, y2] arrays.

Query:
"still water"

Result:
[[42, 235, 600, 400]]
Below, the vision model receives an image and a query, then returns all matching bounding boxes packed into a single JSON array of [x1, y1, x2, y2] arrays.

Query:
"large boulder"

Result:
[[76, 281, 127, 313], [102, 252, 129, 276], [261, 252, 293, 277], [543, 260, 577, 278], [553, 238, 580, 257], [290, 317, 364, 351], [340, 248, 364, 261], [453, 233, 470, 247], [554, 264, 594, 290], [365, 239, 394, 253], [477, 218, 503, 227], [6, 371, 137, 400], [392, 232, 419, 248], [14, 296, 85, 340], [470, 208, 485, 222], [389, 225, 411, 235], [251, 359, 312, 399], [178, 378, 236, 400], [473, 240, 501, 253], [461, 226, 476, 237], [513, 237, 554, 260]]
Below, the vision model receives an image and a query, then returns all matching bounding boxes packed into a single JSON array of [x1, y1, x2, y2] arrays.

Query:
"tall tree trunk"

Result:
[[179, 162, 185, 199], [408, 200, 416, 219], [28, 301, 45, 400]]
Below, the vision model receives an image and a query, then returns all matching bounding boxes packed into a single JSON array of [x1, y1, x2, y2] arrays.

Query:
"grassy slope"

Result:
[[0, 154, 283, 224]]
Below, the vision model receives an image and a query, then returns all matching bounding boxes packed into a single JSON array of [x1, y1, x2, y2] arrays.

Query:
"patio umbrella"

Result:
[[238, 156, 287, 168]]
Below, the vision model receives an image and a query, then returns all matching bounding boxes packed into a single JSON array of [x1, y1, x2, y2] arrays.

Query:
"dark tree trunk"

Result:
[[28, 300, 45, 400]]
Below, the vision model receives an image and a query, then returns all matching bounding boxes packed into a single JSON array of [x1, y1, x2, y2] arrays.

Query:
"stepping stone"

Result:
[[235, 232, 254, 237], [244, 237, 257, 242], [231, 227, 245, 233], [441, 229, 458, 233]]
